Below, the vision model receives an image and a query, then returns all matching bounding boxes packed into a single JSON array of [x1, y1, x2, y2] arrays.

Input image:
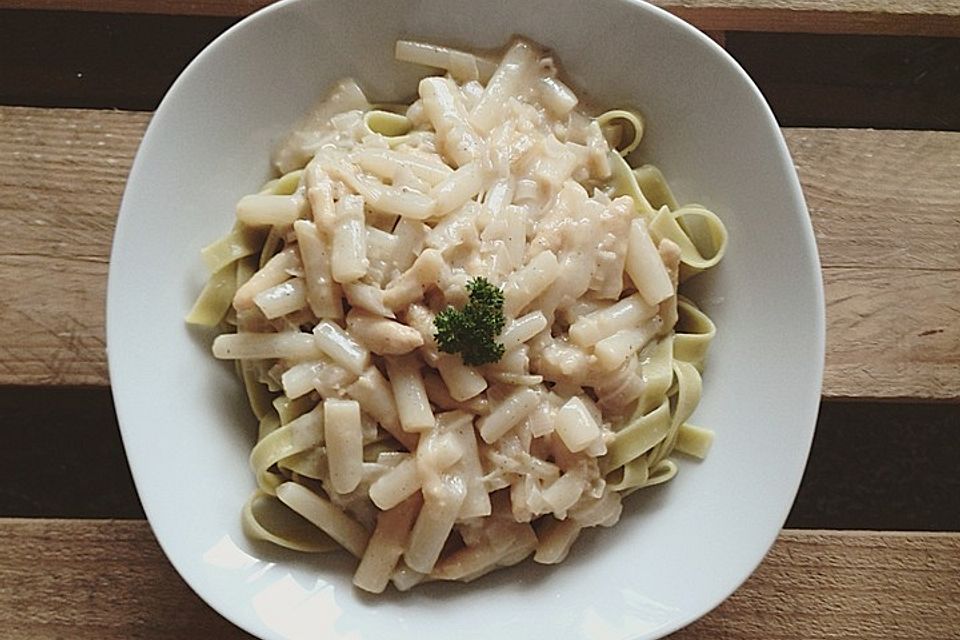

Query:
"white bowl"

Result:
[[107, 0, 824, 638]]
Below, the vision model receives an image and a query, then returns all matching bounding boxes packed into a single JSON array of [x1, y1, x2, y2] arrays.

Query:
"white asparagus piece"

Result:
[[312, 320, 370, 375], [253, 278, 307, 319], [422, 370, 489, 415], [442, 411, 490, 519], [346, 309, 424, 355], [272, 78, 370, 173], [431, 162, 483, 216], [236, 193, 308, 226], [567, 293, 658, 347], [354, 148, 454, 186], [281, 360, 326, 399], [346, 367, 417, 452], [390, 561, 427, 592], [537, 75, 578, 116], [502, 250, 559, 317], [396, 40, 498, 83], [305, 164, 336, 230], [593, 319, 661, 372], [275, 482, 370, 558], [353, 494, 423, 594], [212, 332, 321, 360], [401, 303, 441, 365], [555, 396, 601, 453], [477, 387, 540, 443], [364, 225, 400, 286], [504, 206, 527, 267], [233, 247, 299, 310], [331, 194, 369, 283], [428, 201, 480, 255], [419, 76, 483, 168], [658, 238, 682, 333], [499, 311, 548, 351], [626, 217, 675, 306], [391, 219, 429, 273], [541, 473, 585, 515], [404, 476, 467, 573], [382, 249, 445, 310], [369, 456, 421, 510], [314, 361, 356, 400], [293, 220, 343, 319], [327, 160, 435, 220], [469, 40, 539, 133], [436, 354, 488, 401], [342, 282, 394, 318], [324, 399, 364, 494], [385, 354, 435, 432]]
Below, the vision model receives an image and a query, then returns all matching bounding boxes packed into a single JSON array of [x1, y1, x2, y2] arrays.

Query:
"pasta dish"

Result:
[[187, 38, 727, 593]]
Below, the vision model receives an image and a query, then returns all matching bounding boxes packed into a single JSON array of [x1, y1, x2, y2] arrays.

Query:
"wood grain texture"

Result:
[[785, 128, 960, 400], [0, 519, 956, 639], [1, 107, 958, 399], [3, 0, 960, 35], [675, 530, 960, 639], [0, 107, 150, 386]]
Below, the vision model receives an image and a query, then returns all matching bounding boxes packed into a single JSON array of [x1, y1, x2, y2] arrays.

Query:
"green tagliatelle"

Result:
[[243, 490, 338, 552], [364, 110, 414, 138], [596, 109, 645, 157]]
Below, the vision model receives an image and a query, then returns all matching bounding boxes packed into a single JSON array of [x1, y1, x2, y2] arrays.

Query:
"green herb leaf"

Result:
[[433, 277, 506, 366]]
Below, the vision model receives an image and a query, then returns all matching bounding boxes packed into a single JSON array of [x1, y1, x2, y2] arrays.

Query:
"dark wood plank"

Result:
[[0, 10, 238, 110], [3, 11, 960, 131], [786, 402, 960, 531], [0, 387, 142, 518], [726, 32, 960, 130]]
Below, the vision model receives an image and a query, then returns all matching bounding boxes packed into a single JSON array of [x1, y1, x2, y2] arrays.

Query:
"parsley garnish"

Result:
[[434, 277, 506, 366]]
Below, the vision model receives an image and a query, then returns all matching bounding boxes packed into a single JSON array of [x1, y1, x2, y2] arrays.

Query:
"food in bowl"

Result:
[[187, 38, 727, 593]]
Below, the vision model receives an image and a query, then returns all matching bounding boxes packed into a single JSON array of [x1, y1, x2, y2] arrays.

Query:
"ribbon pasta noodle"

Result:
[[187, 38, 728, 592]]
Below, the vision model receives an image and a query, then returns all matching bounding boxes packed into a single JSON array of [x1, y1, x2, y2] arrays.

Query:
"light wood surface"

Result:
[[1, 107, 957, 399], [2, 0, 960, 35], [0, 519, 956, 639]]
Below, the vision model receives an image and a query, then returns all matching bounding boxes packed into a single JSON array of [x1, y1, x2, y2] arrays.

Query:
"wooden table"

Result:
[[1, 1, 958, 638]]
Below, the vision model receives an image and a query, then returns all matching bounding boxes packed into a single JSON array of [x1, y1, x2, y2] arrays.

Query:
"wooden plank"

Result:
[[0, 519, 956, 639], [0, 107, 958, 399], [4, 14, 960, 123], [0, 107, 149, 386], [676, 530, 960, 639], [786, 127, 960, 401], [0, 10, 238, 112], [3, 0, 960, 36]]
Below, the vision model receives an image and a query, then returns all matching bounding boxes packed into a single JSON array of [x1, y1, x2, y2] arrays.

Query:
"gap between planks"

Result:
[[0, 106, 958, 399], [1, 0, 960, 36], [0, 519, 957, 639]]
